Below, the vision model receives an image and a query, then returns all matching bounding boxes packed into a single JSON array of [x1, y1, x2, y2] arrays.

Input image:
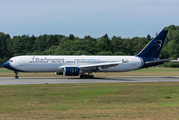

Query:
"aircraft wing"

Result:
[[78, 62, 122, 70], [145, 58, 174, 64]]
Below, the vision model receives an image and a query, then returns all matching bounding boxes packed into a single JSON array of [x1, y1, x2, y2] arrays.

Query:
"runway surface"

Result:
[[0, 77, 179, 85]]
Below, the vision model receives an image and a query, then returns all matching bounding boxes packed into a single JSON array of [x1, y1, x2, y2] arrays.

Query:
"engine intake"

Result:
[[63, 67, 80, 76]]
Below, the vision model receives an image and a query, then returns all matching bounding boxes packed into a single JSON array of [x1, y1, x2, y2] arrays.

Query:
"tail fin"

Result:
[[137, 30, 168, 58]]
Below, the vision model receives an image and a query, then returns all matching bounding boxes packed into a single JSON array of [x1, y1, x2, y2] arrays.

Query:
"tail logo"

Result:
[[153, 40, 162, 51]]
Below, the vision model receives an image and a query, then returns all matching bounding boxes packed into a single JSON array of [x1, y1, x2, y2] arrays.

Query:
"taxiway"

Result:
[[0, 77, 179, 85]]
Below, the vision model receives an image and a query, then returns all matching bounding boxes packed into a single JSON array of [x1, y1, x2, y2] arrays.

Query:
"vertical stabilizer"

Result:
[[137, 30, 168, 58]]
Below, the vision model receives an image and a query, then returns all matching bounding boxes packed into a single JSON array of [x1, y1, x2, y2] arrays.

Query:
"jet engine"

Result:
[[63, 67, 80, 76]]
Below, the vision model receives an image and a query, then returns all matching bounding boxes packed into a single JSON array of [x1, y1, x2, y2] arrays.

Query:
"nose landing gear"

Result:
[[14, 71, 19, 79]]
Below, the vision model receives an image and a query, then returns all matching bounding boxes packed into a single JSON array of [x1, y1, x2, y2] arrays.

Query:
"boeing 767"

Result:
[[3, 30, 172, 79]]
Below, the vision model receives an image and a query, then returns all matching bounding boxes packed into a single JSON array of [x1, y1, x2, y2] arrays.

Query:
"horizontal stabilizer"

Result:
[[145, 58, 174, 64], [168, 58, 179, 63]]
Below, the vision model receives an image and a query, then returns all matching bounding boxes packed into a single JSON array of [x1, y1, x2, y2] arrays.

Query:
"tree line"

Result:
[[0, 25, 179, 67]]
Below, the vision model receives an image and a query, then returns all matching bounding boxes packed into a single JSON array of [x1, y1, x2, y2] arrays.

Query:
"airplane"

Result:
[[3, 30, 173, 79]]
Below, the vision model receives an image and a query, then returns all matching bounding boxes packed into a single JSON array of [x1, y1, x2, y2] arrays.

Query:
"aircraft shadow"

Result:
[[18, 77, 138, 82]]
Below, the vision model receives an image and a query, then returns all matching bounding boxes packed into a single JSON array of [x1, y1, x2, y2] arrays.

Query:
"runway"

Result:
[[0, 76, 179, 85]]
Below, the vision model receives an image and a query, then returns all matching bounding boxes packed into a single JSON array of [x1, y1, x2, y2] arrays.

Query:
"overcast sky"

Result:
[[0, 0, 179, 38]]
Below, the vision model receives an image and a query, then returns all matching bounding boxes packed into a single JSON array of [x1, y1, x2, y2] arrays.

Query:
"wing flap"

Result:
[[79, 62, 122, 69]]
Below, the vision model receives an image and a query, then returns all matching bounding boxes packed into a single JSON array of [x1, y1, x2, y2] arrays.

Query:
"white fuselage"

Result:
[[9, 55, 143, 73]]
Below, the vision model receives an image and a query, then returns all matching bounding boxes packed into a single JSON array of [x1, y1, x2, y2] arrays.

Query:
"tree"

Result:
[[0, 32, 10, 59], [33, 35, 47, 52], [1, 24, 179, 61], [27, 35, 36, 53], [97, 51, 113, 55], [147, 34, 151, 41], [69, 34, 75, 40], [11, 36, 26, 56], [111, 36, 125, 53], [6, 38, 13, 58]]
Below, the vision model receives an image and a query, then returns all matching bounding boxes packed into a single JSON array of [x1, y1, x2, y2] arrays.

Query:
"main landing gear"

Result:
[[14, 71, 19, 79], [80, 71, 94, 79], [80, 74, 94, 79]]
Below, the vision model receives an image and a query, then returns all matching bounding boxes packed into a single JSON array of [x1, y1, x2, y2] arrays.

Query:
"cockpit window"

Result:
[[8, 59, 13, 62]]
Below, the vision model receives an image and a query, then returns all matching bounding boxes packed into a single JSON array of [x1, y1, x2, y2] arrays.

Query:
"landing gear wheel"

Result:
[[80, 75, 84, 79], [14, 71, 19, 79], [84, 75, 88, 78], [15, 75, 19, 79], [90, 75, 94, 79], [79, 74, 94, 79]]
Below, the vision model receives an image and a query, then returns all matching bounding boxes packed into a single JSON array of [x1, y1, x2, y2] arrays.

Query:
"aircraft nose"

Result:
[[3, 61, 10, 69], [2, 59, 17, 71]]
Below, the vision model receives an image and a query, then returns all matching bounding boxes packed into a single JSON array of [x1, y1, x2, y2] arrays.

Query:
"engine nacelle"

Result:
[[63, 67, 80, 76]]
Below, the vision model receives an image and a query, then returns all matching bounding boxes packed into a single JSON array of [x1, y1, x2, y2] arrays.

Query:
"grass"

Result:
[[1, 67, 179, 119], [0, 82, 179, 119], [1, 67, 179, 77]]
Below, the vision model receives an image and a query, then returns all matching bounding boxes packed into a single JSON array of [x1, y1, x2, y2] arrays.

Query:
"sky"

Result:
[[0, 0, 179, 38]]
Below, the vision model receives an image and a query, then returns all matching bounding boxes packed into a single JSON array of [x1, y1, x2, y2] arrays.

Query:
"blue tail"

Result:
[[137, 30, 168, 58]]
